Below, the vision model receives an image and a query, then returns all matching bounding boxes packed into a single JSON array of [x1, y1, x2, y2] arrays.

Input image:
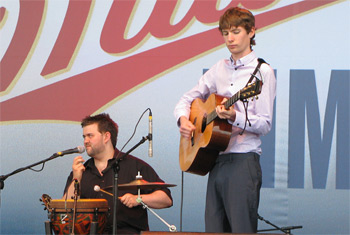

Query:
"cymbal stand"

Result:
[[136, 187, 176, 232]]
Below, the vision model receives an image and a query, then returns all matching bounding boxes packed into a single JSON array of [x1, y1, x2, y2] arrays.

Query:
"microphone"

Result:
[[54, 146, 85, 156], [148, 110, 153, 157], [74, 178, 80, 196], [94, 185, 113, 197]]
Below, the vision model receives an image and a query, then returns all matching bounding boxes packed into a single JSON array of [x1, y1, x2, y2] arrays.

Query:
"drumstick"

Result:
[[94, 185, 121, 199]]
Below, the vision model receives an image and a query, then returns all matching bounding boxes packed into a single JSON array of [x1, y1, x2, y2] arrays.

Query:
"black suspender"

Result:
[[240, 58, 267, 135], [246, 58, 267, 85]]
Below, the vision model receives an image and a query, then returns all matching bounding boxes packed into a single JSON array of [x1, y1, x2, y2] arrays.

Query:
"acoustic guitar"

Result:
[[179, 80, 262, 175]]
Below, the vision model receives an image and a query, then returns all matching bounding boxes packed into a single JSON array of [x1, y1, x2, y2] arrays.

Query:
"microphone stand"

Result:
[[257, 214, 303, 235], [103, 134, 151, 235], [0, 152, 69, 191]]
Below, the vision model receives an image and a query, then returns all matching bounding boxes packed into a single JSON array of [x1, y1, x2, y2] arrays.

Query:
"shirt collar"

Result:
[[85, 149, 119, 170], [85, 157, 95, 169], [229, 51, 256, 69]]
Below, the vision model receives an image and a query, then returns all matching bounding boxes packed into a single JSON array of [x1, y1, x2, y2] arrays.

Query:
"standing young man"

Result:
[[63, 113, 173, 234], [174, 7, 276, 233]]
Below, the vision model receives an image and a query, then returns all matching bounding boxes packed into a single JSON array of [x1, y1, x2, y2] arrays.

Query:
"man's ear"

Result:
[[103, 131, 111, 144], [249, 27, 256, 38]]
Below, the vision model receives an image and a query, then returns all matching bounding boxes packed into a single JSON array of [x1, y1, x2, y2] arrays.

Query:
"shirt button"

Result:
[[237, 123, 239, 126]]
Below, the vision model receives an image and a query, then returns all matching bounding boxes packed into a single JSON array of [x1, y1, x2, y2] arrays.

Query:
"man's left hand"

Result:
[[119, 193, 140, 208], [216, 98, 236, 122]]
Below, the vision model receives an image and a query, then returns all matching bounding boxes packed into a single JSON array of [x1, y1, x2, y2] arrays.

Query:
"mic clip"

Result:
[[73, 179, 80, 197]]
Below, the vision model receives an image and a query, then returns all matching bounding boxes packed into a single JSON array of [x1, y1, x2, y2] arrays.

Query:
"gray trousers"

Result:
[[205, 152, 262, 233]]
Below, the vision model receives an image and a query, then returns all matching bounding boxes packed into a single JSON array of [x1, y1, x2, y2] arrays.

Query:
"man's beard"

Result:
[[86, 146, 97, 157]]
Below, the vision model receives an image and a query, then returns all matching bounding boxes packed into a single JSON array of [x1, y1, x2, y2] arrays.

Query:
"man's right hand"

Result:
[[72, 156, 85, 181], [179, 116, 196, 139], [62, 156, 85, 199]]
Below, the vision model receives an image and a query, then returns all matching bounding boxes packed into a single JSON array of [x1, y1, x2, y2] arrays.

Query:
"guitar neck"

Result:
[[225, 91, 241, 109], [206, 91, 240, 125]]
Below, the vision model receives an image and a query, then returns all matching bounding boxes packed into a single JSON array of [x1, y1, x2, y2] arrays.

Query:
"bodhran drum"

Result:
[[47, 199, 109, 234]]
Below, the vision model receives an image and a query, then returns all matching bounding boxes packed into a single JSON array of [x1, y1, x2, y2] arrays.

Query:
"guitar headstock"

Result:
[[239, 81, 262, 100]]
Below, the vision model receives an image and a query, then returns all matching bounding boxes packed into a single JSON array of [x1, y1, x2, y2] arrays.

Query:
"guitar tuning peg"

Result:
[[255, 96, 259, 100]]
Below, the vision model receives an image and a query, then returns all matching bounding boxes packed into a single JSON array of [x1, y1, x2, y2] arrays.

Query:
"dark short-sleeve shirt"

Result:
[[64, 149, 172, 234]]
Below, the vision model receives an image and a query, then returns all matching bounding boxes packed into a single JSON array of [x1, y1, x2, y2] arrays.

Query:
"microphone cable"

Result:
[[114, 108, 151, 160]]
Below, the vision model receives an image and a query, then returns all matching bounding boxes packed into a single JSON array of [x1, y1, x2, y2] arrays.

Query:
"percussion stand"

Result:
[[135, 186, 177, 232], [102, 134, 151, 235], [71, 180, 80, 235]]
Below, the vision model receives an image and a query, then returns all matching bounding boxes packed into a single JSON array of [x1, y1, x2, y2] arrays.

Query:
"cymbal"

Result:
[[105, 179, 176, 190]]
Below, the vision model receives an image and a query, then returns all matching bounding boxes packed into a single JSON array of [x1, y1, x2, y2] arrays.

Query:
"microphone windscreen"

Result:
[[77, 146, 85, 153]]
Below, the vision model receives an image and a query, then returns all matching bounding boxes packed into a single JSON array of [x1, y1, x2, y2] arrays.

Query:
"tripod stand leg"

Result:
[[90, 221, 98, 235], [44, 221, 52, 235]]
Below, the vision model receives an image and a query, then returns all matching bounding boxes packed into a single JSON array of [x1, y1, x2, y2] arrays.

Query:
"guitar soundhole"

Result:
[[191, 118, 197, 146], [201, 115, 207, 133]]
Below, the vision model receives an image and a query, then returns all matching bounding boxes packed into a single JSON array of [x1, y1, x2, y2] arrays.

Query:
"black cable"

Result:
[[114, 108, 151, 160], [239, 99, 251, 135], [29, 162, 45, 172], [179, 171, 184, 232]]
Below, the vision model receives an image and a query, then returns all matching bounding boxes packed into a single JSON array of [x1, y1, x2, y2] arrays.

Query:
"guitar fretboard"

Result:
[[206, 91, 241, 125]]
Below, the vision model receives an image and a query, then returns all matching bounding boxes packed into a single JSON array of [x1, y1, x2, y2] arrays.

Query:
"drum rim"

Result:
[[48, 199, 109, 212]]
